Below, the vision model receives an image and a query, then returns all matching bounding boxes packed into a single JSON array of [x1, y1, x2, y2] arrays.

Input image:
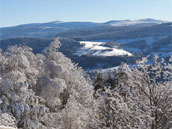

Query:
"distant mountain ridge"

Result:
[[0, 21, 104, 40], [0, 18, 170, 40]]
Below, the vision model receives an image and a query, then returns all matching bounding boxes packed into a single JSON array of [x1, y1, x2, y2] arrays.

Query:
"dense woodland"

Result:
[[0, 39, 171, 129]]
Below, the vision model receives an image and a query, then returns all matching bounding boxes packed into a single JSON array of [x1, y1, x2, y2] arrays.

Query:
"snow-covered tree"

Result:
[[0, 38, 96, 129], [94, 56, 172, 129]]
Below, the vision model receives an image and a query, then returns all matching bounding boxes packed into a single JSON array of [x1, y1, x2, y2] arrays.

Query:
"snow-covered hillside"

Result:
[[0, 21, 103, 40], [75, 41, 132, 57], [106, 18, 167, 26]]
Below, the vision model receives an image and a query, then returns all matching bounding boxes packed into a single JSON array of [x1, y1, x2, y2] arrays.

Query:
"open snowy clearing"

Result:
[[76, 41, 132, 57]]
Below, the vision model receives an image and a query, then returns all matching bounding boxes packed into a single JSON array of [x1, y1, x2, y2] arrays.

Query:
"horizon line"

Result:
[[0, 18, 171, 28]]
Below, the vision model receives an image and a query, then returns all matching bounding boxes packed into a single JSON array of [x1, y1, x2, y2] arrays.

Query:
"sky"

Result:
[[0, 0, 172, 27]]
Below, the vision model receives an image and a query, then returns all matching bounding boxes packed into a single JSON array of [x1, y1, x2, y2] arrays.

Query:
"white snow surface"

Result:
[[41, 26, 53, 29], [109, 19, 165, 26], [99, 48, 132, 56], [76, 41, 132, 57]]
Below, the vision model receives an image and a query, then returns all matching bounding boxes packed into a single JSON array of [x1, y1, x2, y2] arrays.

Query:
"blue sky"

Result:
[[0, 0, 171, 27]]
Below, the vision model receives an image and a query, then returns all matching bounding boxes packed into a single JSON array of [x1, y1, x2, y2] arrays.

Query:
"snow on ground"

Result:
[[109, 19, 163, 26], [91, 46, 108, 50], [41, 26, 53, 29], [76, 41, 132, 57], [93, 48, 132, 56]]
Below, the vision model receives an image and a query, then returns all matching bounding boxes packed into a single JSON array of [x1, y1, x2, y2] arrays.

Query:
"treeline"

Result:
[[0, 37, 82, 55], [70, 55, 135, 70]]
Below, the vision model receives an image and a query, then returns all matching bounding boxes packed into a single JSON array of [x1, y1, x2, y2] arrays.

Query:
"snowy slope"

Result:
[[75, 41, 132, 57], [75, 35, 171, 59], [97, 48, 132, 56]]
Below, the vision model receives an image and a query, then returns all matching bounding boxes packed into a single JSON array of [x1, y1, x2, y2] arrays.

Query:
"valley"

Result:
[[0, 19, 171, 71]]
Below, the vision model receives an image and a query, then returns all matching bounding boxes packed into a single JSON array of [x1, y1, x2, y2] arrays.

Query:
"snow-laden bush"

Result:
[[0, 38, 96, 129], [0, 113, 17, 128]]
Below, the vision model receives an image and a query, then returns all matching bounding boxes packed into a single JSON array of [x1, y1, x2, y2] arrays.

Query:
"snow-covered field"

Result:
[[75, 41, 132, 57]]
